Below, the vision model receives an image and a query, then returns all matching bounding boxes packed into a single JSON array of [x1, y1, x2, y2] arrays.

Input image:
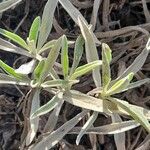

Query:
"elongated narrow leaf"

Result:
[[50, 68, 60, 79], [65, 91, 150, 121], [31, 92, 63, 119], [69, 120, 139, 134], [15, 59, 36, 75], [63, 90, 109, 113], [37, 0, 59, 49], [38, 40, 56, 54], [61, 35, 69, 79], [0, 60, 29, 80], [30, 110, 88, 150], [59, 0, 87, 27], [0, 28, 28, 49], [122, 78, 150, 92], [0, 0, 22, 13], [76, 112, 98, 145], [0, 73, 30, 86], [111, 39, 150, 85], [33, 59, 45, 81], [111, 114, 126, 150], [39, 36, 62, 82], [29, 16, 41, 43], [41, 79, 79, 88], [69, 35, 84, 75], [90, 0, 102, 30], [59, 0, 101, 45], [70, 60, 102, 80], [108, 97, 150, 133], [102, 43, 112, 90], [78, 17, 101, 87], [0, 38, 32, 57], [26, 89, 40, 145], [106, 73, 134, 96], [43, 100, 64, 133]]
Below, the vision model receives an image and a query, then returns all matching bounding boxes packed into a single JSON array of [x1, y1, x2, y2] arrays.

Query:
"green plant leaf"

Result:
[[76, 111, 98, 145], [78, 17, 101, 87], [106, 73, 134, 96], [111, 114, 125, 150], [63, 90, 109, 113], [39, 36, 62, 82], [0, 73, 30, 86], [69, 120, 139, 134], [108, 97, 150, 133], [15, 59, 36, 75], [33, 59, 45, 82], [28, 16, 41, 44], [43, 100, 64, 133], [31, 92, 63, 119], [41, 79, 79, 88], [111, 38, 150, 86], [70, 60, 102, 80], [26, 89, 40, 145], [30, 110, 88, 150], [0, 59, 29, 80], [0, 0, 22, 13], [121, 78, 150, 92], [61, 35, 69, 79], [38, 40, 56, 54], [37, 0, 59, 49], [0, 38, 32, 57], [69, 35, 84, 76], [0, 28, 28, 49], [59, 0, 101, 45], [102, 43, 112, 90]]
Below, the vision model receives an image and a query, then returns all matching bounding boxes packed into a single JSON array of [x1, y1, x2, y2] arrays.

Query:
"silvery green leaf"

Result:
[[37, 0, 58, 49], [106, 73, 134, 96], [78, 17, 101, 87], [15, 59, 36, 75], [28, 16, 41, 44], [111, 114, 125, 150], [38, 40, 56, 54], [69, 120, 139, 134], [59, 0, 87, 26], [33, 59, 45, 81], [26, 89, 40, 145], [102, 43, 112, 90], [70, 60, 102, 80], [61, 35, 69, 79], [58, 0, 101, 45], [31, 92, 63, 119], [0, 59, 29, 80], [0, 28, 28, 49], [108, 97, 150, 133], [69, 35, 84, 75], [30, 110, 88, 150], [63, 90, 108, 113], [0, 0, 22, 13], [39, 36, 62, 82], [0, 38, 32, 57], [43, 100, 64, 133], [90, 0, 102, 30], [41, 79, 79, 88], [76, 112, 98, 145], [0, 73, 30, 86], [111, 38, 150, 85], [122, 78, 150, 92]]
